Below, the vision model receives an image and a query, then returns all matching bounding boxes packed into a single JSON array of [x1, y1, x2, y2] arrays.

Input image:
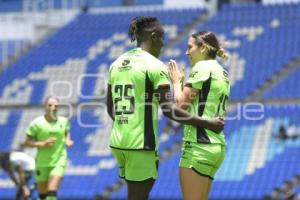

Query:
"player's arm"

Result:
[[168, 59, 198, 110], [153, 63, 223, 132], [64, 119, 73, 147], [65, 132, 74, 147], [173, 82, 198, 110], [106, 84, 114, 120], [158, 85, 224, 133], [25, 121, 56, 148], [24, 135, 56, 148]]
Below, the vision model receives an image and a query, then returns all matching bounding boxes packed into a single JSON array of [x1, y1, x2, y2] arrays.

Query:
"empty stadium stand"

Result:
[[264, 64, 300, 99], [0, 0, 164, 13], [165, 3, 300, 100], [0, 40, 28, 66]]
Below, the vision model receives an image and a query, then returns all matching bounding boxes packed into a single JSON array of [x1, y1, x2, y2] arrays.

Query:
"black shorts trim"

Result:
[[191, 167, 214, 180], [110, 146, 156, 151], [119, 175, 125, 179], [125, 177, 156, 183]]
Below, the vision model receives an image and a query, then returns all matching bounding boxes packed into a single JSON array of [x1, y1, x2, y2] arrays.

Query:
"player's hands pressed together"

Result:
[[168, 59, 184, 84], [168, 59, 225, 133]]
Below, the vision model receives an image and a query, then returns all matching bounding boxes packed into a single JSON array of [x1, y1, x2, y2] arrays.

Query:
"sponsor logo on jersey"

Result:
[[122, 59, 130, 66], [117, 117, 128, 124], [118, 65, 132, 71], [118, 59, 132, 71]]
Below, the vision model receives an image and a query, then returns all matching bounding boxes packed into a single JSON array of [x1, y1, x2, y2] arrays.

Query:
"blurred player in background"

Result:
[[168, 31, 230, 200], [24, 96, 73, 200], [106, 17, 224, 200], [0, 151, 35, 200]]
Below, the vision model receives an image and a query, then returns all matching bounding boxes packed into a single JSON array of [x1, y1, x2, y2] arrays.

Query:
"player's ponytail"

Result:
[[216, 47, 229, 61]]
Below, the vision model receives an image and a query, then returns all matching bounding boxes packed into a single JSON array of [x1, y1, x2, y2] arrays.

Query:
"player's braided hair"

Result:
[[128, 16, 159, 45], [192, 31, 229, 61]]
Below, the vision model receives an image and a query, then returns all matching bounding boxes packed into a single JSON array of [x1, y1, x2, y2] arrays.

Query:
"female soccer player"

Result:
[[168, 31, 230, 200], [107, 17, 224, 200], [25, 97, 73, 200]]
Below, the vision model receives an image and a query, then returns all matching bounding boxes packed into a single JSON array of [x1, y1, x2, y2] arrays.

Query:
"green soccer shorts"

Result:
[[35, 165, 66, 182], [179, 141, 225, 180], [111, 148, 159, 182]]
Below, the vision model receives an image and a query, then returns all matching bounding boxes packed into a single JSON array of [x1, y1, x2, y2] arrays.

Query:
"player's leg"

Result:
[[111, 148, 126, 179], [203, 145, 225, 200], [205, 179, 212, 200], [179, 167, 211, 200], [46, 176, 62, 200], [46, 166, 65, 200], [15, 185, 22, 200], [36, 167, 50, 200], [125, 151, 159, 200], [179, 143, 225, 200], [19, 171, 35, 200], [37, 182, 48, 200], [27, 171, 37, 200], [127, 178, 155, 200]]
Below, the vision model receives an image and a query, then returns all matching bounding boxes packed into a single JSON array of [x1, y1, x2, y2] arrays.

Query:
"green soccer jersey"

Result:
[[26, 116, 70, 167], [184, 60, 230, 145], [108, 48, 169, 151]]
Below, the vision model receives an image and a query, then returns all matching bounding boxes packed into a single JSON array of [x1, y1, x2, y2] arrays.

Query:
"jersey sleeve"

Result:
[[186, 62, 211, 90], [148, 63, 170, 90], [26, 121, 38, 138]]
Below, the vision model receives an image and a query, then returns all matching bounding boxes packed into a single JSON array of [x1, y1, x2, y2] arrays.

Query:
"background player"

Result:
[[24, 96, 73, 200]]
